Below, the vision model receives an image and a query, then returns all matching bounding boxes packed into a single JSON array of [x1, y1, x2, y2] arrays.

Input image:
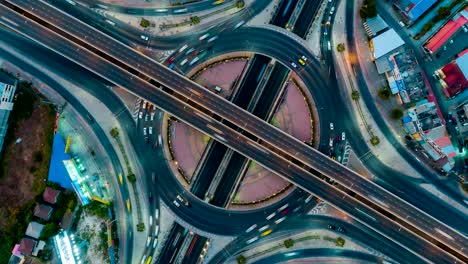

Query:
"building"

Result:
[[403, 101, 455, 171], [435, 49, 468, 97], [393, 0, 438, 25], [0, 71, 17, 154], [25, 222, 44, 239], [424, 7, 468, 54], [18, 238, 37, 256], [43, 187, 60, 204], [371, 28, 405, 60], [363, 15, 389, 37], [34, 204, 53, 221]]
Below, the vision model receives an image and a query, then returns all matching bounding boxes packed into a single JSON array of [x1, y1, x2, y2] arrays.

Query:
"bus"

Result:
[[213, 0, 225, 5]]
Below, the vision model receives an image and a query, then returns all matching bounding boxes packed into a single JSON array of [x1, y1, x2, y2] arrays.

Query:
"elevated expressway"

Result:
[[0, 0, 466, 263]]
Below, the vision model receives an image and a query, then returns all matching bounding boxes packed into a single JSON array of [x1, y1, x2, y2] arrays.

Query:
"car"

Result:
[[329, 6, 335, 14], [143, 127, 147, 136], [329, 138, 334, 147], [149, 127, 153, 134], [173, 200, 180, 207], [341, 132, 346, 141], [330, 122, 334, 130], [234, 20, 245, 29], [180, 58, 188, 66], [178, 44, 188, 53], [281, 208, 290, 215], [199, 33, 210, 40], [337, 226, 346, 233], [145, 114, 149, 122], [149, 192, 153, 202], [207, 36, 218, 42], [258, 225, 270, 232], [185, 48, 195, 55], [150, 112, 155, 121], [139, 112, 143, 119], [298, 58, 305, 65], [140, 35, 149, 41], [328, 224, 337, 230], [146, 237, 151, 247], [142, 102, 146, 109], [266, 212, 276, 220], [153, 238, 158, 249], [245, 224, 257, 233], [301, 55, 308, 62], [176, 194, 189, 206], [289, 61, 298, 68], [167, 56, 176, 64]]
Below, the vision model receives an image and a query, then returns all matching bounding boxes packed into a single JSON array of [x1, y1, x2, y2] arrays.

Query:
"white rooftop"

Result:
[[455, 52, 468, 79], [372, 29, 405, 59]]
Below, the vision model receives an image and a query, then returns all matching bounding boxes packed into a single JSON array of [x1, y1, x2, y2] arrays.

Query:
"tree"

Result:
[[236, 0, 245, 8], [336, 43, 345, 52], [40, 222, 59, 240], [351, 90, 360, 101], [336, 237, 346, 247], [436, 6, 451, 20], [370, 136, 380, 146], [284, 238, 294, 248], [137, 222, 145, 232], [110, 127, 119, 138], [377, 88, 391, 100], [140, 18, 150, 28], [127, 173, 136, 183], [237, 255, 247, 264], [191, 16, 200, 25], [390, 108, 404, 120]]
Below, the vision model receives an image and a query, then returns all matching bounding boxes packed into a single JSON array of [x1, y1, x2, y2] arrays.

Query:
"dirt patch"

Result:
[[0, 82, 55, 262]]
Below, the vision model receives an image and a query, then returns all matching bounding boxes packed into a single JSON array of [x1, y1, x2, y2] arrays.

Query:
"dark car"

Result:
[[328, 224, 336, 230]]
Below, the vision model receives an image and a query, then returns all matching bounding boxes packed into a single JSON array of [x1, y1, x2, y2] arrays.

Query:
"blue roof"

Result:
[[408, 0, 437, 21], [48, 134, 72, 189], [402, 116, 413, 123]]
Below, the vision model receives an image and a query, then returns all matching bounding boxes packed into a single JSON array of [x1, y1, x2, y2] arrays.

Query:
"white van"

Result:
[[214, 86, 222, 93]]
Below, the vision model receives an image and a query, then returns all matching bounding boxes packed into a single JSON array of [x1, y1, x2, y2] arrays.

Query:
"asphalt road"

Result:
[[208, 214, 425, 264], [3, 1, 467, 262], [252, 248, 382, 264]]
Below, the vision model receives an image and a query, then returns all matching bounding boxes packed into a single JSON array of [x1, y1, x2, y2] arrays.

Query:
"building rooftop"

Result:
[[439, 50, 468, 97], [34, 204, 53, 221], [18, 238, 37, 256], [424, 7, 468, 53], [394, 0, 438, 23], [372, 29, 405, 59], [25, 222, 44, 239], [43, 187, 60, 204], [363, 15, 389, 37]]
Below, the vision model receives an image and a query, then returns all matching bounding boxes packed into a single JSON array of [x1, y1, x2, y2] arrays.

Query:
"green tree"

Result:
[[237, 255, 247, 264], [236, 0, 245, 8], [284, 238, 294, 248], [191, 16, 200, 25], [140, 18, 150, 28], [370, 136, 380, 146], [40, 222, 58, 240], [390, 108, 404, 120], [351, 90, 360, 100], [377, 88, 391, 100], [127, 173, 136, 183], [110, 127, 119, 138], [436, 6, 451, 20], [336, 43, 345, 52], [336, 237, 346, 247], [137, 222, 145, 232]]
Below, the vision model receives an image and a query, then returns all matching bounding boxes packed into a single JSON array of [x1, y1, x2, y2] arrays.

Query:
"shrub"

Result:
[[237, 255, 247, 264], [336, 43, 345, 52], [140, 18, 150, 28], [377, 88, 391, 100], [351, 90, 360, 100], [390, 108, 404, 120], [191, 16, 200, 25], [370, 136, 380, 146], [284, 238, 294, 248], [236, 0, 245, 8]]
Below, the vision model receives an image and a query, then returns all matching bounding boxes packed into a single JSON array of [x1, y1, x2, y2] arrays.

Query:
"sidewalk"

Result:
[[331, 0, 422, 179], [304, 0, 329, 57]]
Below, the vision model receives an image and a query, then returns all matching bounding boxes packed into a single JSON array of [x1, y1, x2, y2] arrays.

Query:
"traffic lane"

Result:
[[7, 2, 468, 254], [252, 248, 381, 264], [50, 0, 270, 50], [210, 215, 427, 264], [0, 41, 135, 262]]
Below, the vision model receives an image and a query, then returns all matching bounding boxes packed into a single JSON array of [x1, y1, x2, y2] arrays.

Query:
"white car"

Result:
[[234, 20, 245, 29], [143, 127, 147, 136], [290, 61, 298, 68], [301, 55, 308, 62], [153, 238, 158, 249], [149, 127, 153, 134], [245, 224, 257, 233], [150, 112, 155, 121], [329, 138, 333, 147], [330, 122, 334, 130], [139, 112, 143, 119], [145, 114, 149, 122], [142, 102, 146, 109], [180, 58, 188, 66], [146, 237, 151, 247], [199, 33, 210, 41], [342, 132, 346, 141], [173, 200, 180, 207], [178, 44, 188, 53], [258, 225, 270, 232]]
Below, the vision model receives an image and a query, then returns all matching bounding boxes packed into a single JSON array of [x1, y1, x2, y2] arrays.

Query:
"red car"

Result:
[[167, 56, 176, 64]]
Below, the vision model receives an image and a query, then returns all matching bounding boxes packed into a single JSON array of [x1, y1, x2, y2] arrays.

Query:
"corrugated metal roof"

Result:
[[372, 29, 405, 59]]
